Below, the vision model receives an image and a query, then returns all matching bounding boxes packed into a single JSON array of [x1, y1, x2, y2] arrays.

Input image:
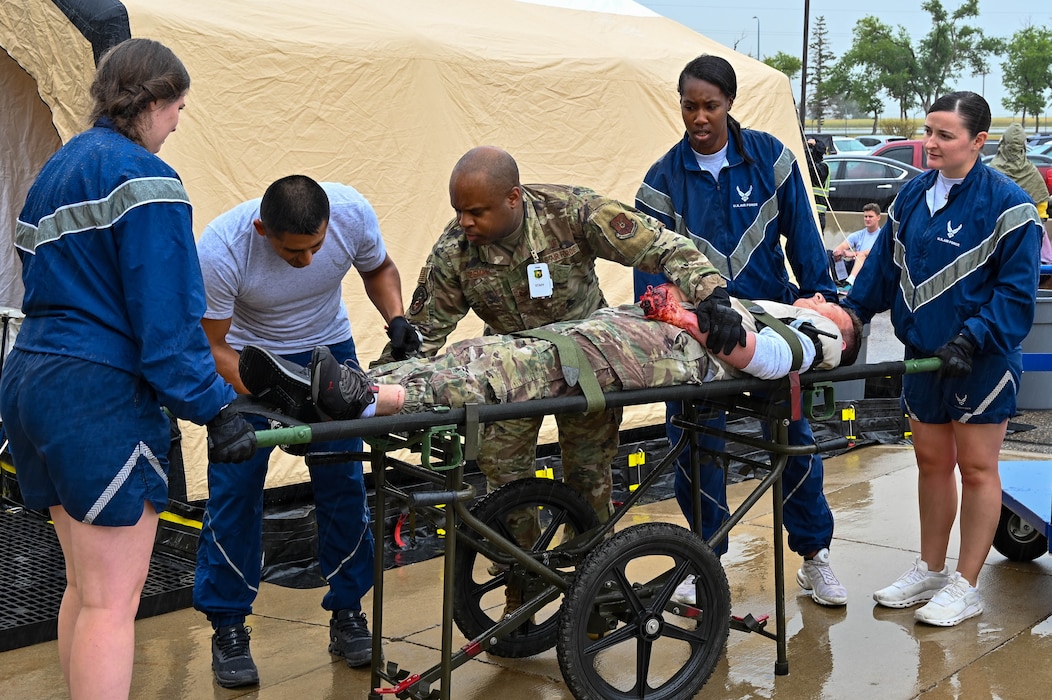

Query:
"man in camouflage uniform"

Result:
[[378, 146, 728, 522], [365, 293, 859, 411], [242, 287, 861, 419]]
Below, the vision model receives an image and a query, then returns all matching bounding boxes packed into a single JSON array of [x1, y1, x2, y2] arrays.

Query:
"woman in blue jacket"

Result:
[[0, 39, 254, 697], [634, 54, 844, 608], [845, 92, 1041, 626]]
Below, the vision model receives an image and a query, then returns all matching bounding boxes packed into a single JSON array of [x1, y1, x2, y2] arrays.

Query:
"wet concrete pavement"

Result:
[[3, 443, 1052, 699]]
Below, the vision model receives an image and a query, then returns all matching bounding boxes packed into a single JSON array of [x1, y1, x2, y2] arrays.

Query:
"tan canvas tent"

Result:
[[1, 0, 808, 499]]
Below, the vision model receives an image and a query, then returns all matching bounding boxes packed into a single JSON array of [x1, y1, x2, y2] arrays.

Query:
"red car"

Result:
[[871, 140, 1052, 196]]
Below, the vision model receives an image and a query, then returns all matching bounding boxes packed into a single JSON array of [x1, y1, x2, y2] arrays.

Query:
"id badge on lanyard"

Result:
[[527, 262, 553, 298]]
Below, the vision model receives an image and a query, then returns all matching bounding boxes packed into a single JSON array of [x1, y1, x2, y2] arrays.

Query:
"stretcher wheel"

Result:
[[992, 505, 1048, 561], [556, 522, 729, 700], [452, 478, 601, 658]]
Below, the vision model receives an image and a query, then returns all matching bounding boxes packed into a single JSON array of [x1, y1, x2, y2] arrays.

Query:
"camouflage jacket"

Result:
[[381, 184, 723, 361]]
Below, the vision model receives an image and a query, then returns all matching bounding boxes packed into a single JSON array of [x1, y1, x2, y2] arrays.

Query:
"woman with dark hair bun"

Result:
[[845, 91, 1043, 627], [0, 38, 255, 698], [633, 53, 845, 609]]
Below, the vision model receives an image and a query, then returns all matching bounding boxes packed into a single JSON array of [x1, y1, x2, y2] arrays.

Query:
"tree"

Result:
[[764, 52, 802, 83], [836, 2, 1000, 118], [807, 16, 835, 131], [1001, 26, 1052, 129], [825, 54, 885, 132], [909, 0, 1002, 112], [831, 17, 915, 119]]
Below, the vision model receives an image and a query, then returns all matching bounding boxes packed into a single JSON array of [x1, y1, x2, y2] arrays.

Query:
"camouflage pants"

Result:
[[476, 408, 622, 523]]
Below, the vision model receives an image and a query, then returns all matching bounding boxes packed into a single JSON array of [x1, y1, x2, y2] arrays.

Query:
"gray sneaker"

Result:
[[873, 558, 951, 609], [670, 575, 698, 606], [796, 548, 848, 606], [914, 572, 983, 626]]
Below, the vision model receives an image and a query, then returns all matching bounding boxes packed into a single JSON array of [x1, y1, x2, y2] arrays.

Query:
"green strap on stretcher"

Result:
[[515, 328, 606, 413], [741, 300, 806, 371]]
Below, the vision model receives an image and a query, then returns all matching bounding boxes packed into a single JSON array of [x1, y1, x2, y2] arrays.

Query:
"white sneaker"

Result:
[[670, 575, 697, 605], [872, 558, 951, 609], [795, 548, 848, 606], [914, 572, 983, 626]]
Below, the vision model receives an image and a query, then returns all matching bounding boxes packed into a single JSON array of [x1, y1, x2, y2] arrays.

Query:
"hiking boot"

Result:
[[329, 609, 373, 668], [796, 548, 848, 606], [310, 346, 376, 420], [670, 575, 698, 606], [211, 623, 259, 688], [502, 583, 537, 625], [239, 345, 312, 419], [914, 572, 983, 626], [873, 558, 951, 609]]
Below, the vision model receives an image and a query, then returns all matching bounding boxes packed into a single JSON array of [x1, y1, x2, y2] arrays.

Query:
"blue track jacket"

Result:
[[14, 120, 232, 424], [844, 161, 1041, 358], [635, 130, 836, 303]]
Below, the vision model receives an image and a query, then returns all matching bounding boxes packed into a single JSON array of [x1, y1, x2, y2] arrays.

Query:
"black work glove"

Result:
[[387, 316, 422, 360], [934, 334, 977, 379], [695, 287, 747, 355], [206, 404, 258, 463]]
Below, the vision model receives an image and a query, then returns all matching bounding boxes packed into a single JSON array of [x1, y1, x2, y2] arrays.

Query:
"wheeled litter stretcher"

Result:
[[251, 357, 938, 700]]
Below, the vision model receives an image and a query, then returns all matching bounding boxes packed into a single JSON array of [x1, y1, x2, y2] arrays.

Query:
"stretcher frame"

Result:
[[255, 357, 937, 700]]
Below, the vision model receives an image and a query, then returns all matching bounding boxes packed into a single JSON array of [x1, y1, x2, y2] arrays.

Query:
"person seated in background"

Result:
[[239, 284, 863, 423], [830, 202, 883, 292]]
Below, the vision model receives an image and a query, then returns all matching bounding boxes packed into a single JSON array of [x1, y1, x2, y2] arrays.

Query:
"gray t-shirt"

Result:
[[846, 226, 880, 254], [198, 182, 387, 353]]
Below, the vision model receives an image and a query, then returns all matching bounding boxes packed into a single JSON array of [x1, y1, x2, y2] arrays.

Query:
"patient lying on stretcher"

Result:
[[239, 285, 862, 422]]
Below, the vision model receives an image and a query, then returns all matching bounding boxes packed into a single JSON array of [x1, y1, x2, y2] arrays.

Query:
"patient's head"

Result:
[[793, 294, 864, 365]]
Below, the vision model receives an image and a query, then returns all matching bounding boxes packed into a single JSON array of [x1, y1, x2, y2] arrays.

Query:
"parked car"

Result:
[[1030, 143, 1052, 157], [868, 138, 997, 166], [982, 153, 1052, 196], [1027, 133, 1052, 146], [804, 133, 869, 155], [855, 134, 906, 150], [832, 137, 870, 155], [869, 139, 927, 169], [825, 154, 922, 212]]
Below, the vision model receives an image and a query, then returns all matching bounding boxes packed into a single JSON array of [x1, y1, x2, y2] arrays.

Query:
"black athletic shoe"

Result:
[[329, 609, 372, 668], [211, 623, 259, 688], [310, 346, 375, 420], [239, 345, 312, 419]]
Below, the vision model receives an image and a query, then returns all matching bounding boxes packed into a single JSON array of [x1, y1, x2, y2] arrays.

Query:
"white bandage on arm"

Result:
[[741, 326, 816, 380]]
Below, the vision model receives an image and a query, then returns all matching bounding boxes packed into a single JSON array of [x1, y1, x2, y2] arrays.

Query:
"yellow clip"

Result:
[[841, 407, 856, 421], [535, 466, 554, 479], [628, 450, 645, 468]]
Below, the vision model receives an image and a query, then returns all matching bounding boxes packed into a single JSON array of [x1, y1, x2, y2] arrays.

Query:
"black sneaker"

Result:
[[310, 346, 376, 420], [239, 345, 312, 419], [329, 609, 372, 668], [211, 623, 259, 688]]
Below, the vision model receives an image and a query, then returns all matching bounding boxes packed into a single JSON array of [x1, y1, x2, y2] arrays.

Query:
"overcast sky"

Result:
[[633, 1, 1052, 120]]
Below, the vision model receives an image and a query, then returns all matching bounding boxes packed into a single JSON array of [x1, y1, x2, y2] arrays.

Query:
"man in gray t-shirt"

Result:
[[193, 175, 416, 688], [831, 202, 882, 290]]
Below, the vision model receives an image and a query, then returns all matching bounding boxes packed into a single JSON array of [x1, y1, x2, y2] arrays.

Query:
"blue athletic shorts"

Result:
[[0, 349, 171, 525], [902, 348, 1019, 425]]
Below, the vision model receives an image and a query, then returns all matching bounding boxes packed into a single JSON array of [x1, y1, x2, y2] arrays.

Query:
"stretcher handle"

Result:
[[255, 425, 312, 448], [903, 357, 941, 374], [407, 487, 476, 508]]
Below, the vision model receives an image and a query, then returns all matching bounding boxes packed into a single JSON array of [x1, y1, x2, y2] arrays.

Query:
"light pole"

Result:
[[752, 15, 760, 61]]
